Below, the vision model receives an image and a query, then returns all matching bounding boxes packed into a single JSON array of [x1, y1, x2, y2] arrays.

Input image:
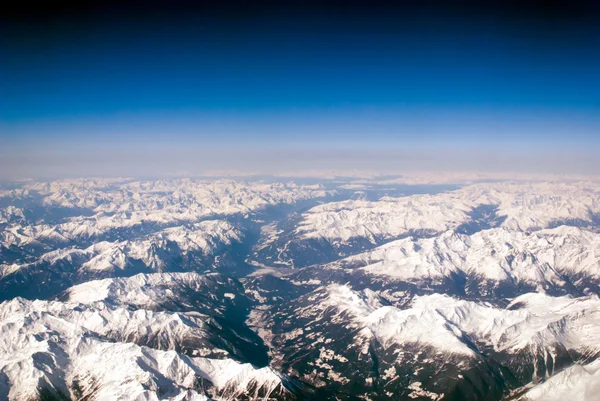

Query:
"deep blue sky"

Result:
[[1, 1, 600, 177]]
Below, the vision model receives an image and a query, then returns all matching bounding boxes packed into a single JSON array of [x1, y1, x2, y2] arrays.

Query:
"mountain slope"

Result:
[[0, 221, 245, 302], [0, 294, 306, 401], [249, 284, 600, 400], [321, 226, 600, 298]]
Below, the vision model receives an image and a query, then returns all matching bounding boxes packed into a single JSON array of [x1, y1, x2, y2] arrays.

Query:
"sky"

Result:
[[1, 1, 600, 179]]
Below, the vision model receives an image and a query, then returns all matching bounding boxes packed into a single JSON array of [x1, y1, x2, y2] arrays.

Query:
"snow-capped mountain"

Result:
[[0, 297, 303, 401], [304, 181, 600, 241], [517, 359, 600, 401], [312, 225, 600, 299], [0, 220, 246, 302], [61, 272, 267, 361], [1, 177, 600, 400], [251, 181, 600, 269], [249, 284, 600, 400]]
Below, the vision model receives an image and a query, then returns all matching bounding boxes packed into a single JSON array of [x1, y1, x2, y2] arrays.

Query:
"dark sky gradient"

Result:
[[1, 1, 600, 177]]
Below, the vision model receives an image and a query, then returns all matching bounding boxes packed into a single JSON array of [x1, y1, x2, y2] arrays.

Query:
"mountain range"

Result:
[[1, 177, 599, 400]]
